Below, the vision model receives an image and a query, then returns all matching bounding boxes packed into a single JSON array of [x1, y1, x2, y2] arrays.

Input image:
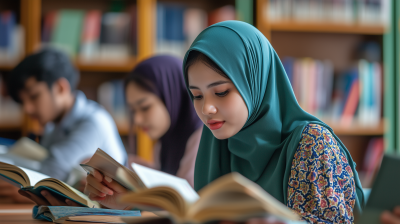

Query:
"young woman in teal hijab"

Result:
[[183, 21, 364, 223]]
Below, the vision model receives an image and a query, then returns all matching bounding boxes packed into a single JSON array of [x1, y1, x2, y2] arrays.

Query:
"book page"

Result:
[[81, 148, 141, 190], [19, 166, 50, 186], [8, 137, 48, 161], [131, 163, 199, 204]]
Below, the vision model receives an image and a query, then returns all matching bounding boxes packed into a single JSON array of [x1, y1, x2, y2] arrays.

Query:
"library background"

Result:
[[0, 0, 396, 190]]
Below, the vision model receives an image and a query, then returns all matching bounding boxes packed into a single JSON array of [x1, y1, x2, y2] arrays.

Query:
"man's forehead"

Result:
[[21, 77, 45, 93]]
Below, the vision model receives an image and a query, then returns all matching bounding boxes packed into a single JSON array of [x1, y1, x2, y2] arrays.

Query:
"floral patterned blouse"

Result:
[[287, 124, 356, 223]]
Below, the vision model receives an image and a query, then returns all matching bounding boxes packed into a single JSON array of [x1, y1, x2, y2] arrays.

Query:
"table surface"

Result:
[[0, 204, 155, 224], [0, 204, 47, 223]]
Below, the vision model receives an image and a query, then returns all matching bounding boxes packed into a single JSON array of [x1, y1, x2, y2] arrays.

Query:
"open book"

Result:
[[81, 148, 198, 204], [119, 172, 303, 224], [356, 154, 400, 224], [0, 162, 99, 208]]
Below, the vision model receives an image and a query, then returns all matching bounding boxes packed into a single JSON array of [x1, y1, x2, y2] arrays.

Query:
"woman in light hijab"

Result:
[[82, 21, 364, 222]]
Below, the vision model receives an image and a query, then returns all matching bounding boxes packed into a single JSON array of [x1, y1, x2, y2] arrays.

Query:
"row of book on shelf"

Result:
[[156, 4, 235, 58], [268, 0, 389, 25], [0, 11, 25, 66], [40, 3, 236, 61], [42, 6, 137, 63], [283, 56, 382, 128]]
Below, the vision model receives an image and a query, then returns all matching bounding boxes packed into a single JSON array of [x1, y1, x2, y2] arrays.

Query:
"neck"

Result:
[[53, 92, 76, 124]]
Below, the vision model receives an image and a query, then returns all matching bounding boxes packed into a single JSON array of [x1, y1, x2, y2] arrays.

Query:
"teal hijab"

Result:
[[182, 21, 364, 212]]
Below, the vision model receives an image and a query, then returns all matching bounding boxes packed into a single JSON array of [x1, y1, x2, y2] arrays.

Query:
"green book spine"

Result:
[[51, 10, 85, 57], [235, 0, 253, 25]]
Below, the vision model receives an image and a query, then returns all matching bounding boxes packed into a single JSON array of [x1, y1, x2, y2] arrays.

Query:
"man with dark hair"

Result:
[[7, 48, 127, 181]]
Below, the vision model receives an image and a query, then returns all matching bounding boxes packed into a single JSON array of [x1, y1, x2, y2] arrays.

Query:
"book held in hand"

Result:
[[0, 162, 99, 208], [81, 148, 198, 204]]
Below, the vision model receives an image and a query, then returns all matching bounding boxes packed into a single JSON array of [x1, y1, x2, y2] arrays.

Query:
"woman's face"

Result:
[[126, 82, 171, 140], [188, 61, 248, 139]]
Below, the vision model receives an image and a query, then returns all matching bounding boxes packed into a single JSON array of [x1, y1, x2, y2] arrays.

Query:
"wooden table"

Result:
[[0, 204, 47, 223], [0, 204, 157, 223]]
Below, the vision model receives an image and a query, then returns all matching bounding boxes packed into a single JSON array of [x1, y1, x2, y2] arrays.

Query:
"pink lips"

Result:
[[207, 120, 225, 130]]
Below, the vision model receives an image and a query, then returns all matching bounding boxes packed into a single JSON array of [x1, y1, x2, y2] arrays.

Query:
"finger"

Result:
[[380, 211, 400, 224], [65, 199, 82, 207], [88, 192, 105, 201], [86, 183, 107, 197], [87, 175, 113, 195], [247, 217, 285, 224], [92, 169, 104, 182], [20, 190, 49, 206], [102, 177, 127, 194], [393, 207, 400, 218], [41, 190, 67, 206]]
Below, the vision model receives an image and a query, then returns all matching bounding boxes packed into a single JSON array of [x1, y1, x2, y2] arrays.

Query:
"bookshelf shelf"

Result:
[[117, 123, 129, 136], [74, 57, 137, 73], [0, 65, 16, 71], [324, 120, 385, 136], [0, 123, 22, 131], [268, 21, 386, 35]]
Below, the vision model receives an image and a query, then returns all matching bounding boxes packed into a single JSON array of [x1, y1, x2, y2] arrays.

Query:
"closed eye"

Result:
[[215, 90, 229, 97], [193, 95, 203, 100]]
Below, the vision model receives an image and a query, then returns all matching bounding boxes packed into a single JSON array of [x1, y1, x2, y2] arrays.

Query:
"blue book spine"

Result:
[[164, 5, 185, 41], [0, 12, 16, 49]]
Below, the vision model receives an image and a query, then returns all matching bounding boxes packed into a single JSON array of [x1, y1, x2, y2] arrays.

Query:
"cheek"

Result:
[[151, 104, 171, 133], [221, 94, 248, 124], [193, 101, 203, 118]]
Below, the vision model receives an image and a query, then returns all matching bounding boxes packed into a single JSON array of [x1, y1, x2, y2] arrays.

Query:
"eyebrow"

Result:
[[189, 80, 230, 90], [134, 97, 147, 106]]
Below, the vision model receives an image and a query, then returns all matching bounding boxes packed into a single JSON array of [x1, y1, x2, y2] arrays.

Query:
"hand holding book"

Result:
[[85, 168, 132, 210]]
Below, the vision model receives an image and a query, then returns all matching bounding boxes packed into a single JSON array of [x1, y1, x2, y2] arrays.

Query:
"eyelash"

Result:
[[215, 90, 229, 97], [193, 90, 229, 100]]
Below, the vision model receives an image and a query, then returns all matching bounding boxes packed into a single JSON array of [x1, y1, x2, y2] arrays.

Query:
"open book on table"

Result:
[[119, 172, 303, 224], [0, 161, 99, 208], [80, 149, 303, 224]]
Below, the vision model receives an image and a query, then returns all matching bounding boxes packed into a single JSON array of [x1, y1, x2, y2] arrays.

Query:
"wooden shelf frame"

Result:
[[257, 0, 387, 38], [324, 120, 385, 136], [269, 21, 386, 35], [74, 57, 137, 73]]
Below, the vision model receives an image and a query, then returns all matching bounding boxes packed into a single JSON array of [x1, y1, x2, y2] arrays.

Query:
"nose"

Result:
[[202, 97, 217, 115], [134, 112, 143, 126], [22, 101, 35, 115]]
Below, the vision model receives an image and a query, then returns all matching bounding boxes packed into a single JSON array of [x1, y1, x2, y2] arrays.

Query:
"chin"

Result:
[[210, 129, 234, 140]]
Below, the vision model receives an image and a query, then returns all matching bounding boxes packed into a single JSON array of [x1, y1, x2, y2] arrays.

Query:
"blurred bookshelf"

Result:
[[257, 0, 392, 186], [74, 57, 137, 72], [0, 0, 252, 158]]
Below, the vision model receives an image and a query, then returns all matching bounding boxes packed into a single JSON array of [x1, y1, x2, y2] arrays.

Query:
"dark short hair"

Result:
[[184, 50, 229, 84], [7, 48, 80, 103]]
